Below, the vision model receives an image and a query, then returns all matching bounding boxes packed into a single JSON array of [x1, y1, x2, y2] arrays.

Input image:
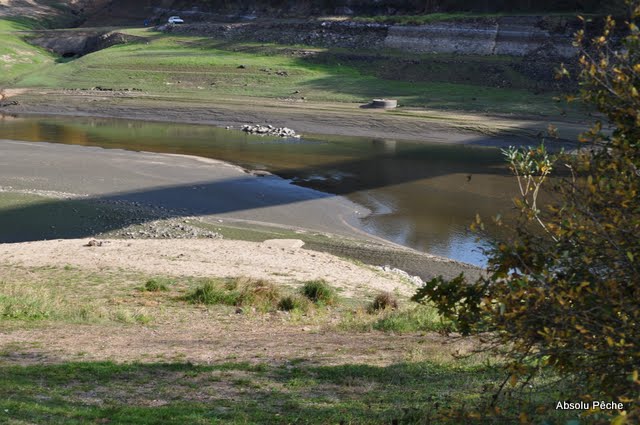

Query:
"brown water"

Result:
[[0, 114, 519, 266]]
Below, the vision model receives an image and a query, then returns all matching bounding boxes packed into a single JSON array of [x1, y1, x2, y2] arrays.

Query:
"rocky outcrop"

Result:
[[386, 17, 575, 57], [166, 16, 578, 58], [163, 20, 388, 50], [241, 124, 300, 138], [29, 31, 147, 57]]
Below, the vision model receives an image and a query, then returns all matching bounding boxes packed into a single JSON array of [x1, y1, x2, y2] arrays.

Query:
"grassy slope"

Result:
[[12, 28, 565, 116], [0, 18, 54, 85]]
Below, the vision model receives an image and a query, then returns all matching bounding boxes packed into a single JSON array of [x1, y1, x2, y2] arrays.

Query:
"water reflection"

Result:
[[0, 114, 519, 266]]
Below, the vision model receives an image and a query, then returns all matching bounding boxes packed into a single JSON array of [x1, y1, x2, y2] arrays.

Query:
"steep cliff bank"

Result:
[[165, 16, 578, 58]]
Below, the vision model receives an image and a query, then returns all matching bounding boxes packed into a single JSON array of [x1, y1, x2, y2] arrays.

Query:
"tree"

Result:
[[413, 1, 640, 422]]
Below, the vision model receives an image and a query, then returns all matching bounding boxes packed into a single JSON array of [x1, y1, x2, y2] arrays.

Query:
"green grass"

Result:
[[0, 264, 580, 423], [184, 277, 341, 313], [0, 264, 163, 327], [340, 305, 454, 333], [0, 278, 152, 325], [185, 279, 243, 306], [0, 359, 578, 424], [184, 277, 284, 312], [0, 18, 55, 85], [9, 29, 566, 115], [300, 279, 337, 305], [143, 278, 172, 292]]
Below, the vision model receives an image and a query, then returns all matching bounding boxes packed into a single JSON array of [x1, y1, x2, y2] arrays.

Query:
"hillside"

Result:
[[1, 0, 625, 28]]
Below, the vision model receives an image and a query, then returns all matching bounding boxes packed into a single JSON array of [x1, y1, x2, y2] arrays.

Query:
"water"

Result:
[[0, 114, 519, 266]]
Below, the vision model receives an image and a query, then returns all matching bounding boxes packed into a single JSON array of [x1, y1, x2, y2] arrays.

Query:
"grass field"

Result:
[[0, 260, 576, 424], [0, 22, 573, 116], [0, 18, 54, 85], [0, 189, 581, 423]]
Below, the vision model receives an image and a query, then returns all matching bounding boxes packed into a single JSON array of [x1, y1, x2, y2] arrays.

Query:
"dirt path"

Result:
[[0, 319, 472, 367]]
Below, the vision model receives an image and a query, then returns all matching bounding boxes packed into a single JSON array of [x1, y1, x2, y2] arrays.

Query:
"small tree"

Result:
[[413, 2, 640, 422]]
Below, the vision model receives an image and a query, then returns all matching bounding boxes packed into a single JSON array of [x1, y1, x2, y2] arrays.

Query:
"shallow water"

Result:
[[0, 114, 519, 266]]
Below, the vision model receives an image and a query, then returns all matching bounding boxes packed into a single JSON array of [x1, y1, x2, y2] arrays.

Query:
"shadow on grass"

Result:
[[0, 359, 535, 424]]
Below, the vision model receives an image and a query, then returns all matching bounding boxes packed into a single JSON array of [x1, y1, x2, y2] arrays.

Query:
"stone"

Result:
[[261, 239, 305, 251]]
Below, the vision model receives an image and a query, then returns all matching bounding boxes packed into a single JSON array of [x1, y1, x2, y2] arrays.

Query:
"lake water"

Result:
[[0, 114, 519, 266]]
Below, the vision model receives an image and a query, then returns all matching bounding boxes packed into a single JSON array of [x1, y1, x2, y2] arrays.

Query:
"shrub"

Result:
[[277, 295, 312, 312], [144, 278, 170, 292], [368, 291, 399, 313], [185, 280, 240, 306], [185, 278, 281, 311], [236, 278, 281, 311], [301, 280, 337, 305], [413, 8, 640, 420], [373, 305, 452, 333]]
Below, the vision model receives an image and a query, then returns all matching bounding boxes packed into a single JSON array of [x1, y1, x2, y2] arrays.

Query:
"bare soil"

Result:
[[5, 89, 587, 146], [0, 238, 418, 298], [0, 238, 475, 369], [0, 318, 474, 367]]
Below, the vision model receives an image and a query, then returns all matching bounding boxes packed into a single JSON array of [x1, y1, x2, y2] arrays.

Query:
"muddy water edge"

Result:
[[0, 114, 521, 266]]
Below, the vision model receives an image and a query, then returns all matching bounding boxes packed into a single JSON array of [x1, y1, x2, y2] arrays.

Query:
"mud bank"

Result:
[[2, 90, 587, 147]]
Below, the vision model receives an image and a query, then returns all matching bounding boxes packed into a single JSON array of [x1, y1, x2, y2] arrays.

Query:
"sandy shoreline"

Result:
[[0, 138, 369, 239], [0, 89, 506, 279], [0, 238, 420, 298], [2, 89, 587, 146], [0, 137, 483, 281]]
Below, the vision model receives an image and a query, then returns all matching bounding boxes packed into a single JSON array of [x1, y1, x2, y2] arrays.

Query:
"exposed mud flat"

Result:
[[4, 90, 587, 145]]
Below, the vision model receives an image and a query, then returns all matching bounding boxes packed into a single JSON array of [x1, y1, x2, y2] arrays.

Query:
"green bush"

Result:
[[143, 278, 171, 292], [185, 278, 281, 311], [301, 280, 337, 305], [185, 280, 240, 306], [277, 295, 312, 312]]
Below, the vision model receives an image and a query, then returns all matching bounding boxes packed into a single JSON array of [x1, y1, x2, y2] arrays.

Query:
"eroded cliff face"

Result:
[[28, 31, 147, 57], [167, 16, 578, 58], [384, 17, 576, 57]]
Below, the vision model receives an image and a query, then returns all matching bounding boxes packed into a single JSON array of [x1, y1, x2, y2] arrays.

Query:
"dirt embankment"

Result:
[[164, 16, 578, 59], [3, 89, 587, 146], [28, 31, 147, 57]]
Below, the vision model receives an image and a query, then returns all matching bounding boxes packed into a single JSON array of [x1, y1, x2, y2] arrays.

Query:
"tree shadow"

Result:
[[0, 359, 517, 424]]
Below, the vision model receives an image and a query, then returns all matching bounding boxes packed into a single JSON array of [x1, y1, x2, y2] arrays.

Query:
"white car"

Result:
[[168, 16, 184, 24]]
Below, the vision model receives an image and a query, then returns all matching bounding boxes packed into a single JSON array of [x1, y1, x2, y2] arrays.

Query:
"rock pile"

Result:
[[378, 265, 424, 286], [108, 219, 223, 240], [241, 124, 301, 138]]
